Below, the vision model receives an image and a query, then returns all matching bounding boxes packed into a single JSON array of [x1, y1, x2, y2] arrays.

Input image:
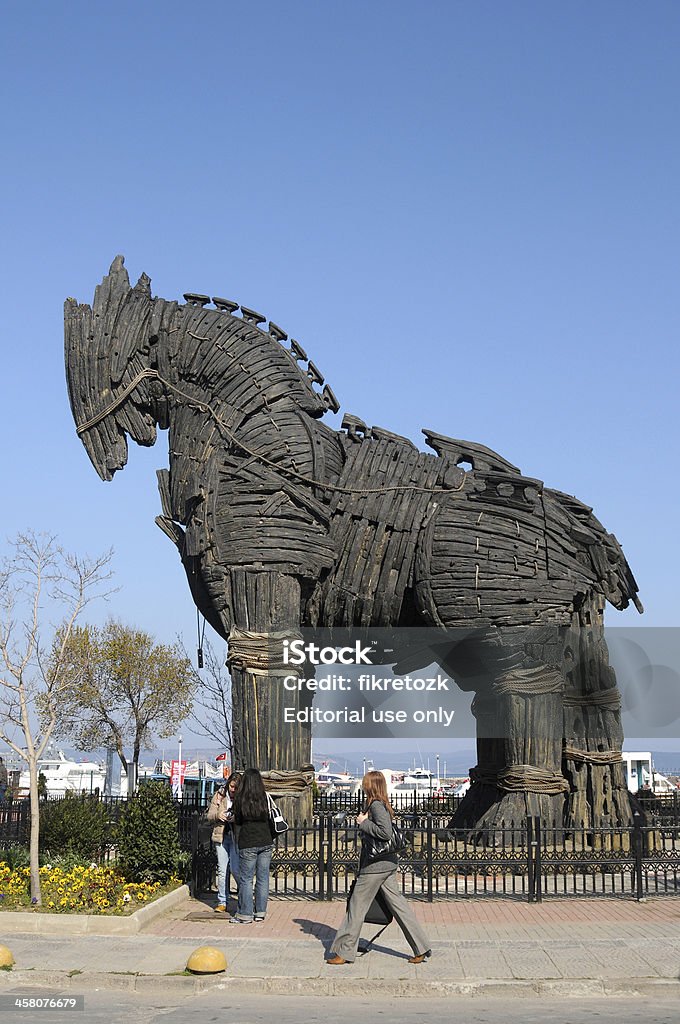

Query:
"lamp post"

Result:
[[436, 752, 440, 786], [177, 734, 183, 801]]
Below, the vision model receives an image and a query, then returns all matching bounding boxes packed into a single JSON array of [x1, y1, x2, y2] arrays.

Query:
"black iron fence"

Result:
[[4, 795, 680, 902], [0, 799, 30, 846], [314, 791, 463, 815], [188, 809, 680, 902]]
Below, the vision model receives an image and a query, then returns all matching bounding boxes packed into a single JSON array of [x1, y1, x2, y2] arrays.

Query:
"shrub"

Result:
[[0, 846, 30, 870], [39, 794, 108, 862], [115, 780, 181, 883]]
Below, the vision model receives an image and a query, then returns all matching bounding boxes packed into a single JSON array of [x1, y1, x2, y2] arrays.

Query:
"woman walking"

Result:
[[207, 772, 241, 913], [327, 771, 431, 965], [229, 767, 274, 924]]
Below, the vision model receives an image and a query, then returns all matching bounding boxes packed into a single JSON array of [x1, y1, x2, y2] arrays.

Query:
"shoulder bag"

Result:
[[266, 793, 289, 835], [363, 819, 405, 864]]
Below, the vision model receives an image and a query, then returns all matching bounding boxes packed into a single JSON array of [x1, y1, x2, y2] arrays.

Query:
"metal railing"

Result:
[[5, 794, 680, 902], [188, 809, 680, 902]]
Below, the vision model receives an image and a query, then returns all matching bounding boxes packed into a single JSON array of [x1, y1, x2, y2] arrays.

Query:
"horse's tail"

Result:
[[545, 488, 642, 614]]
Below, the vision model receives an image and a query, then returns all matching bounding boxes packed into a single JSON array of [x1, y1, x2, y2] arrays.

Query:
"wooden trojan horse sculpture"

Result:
[[65, 257, 642, 828]]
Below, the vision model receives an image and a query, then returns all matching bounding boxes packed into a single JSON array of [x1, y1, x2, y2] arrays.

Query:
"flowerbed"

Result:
[[0, 862, 181, 914]]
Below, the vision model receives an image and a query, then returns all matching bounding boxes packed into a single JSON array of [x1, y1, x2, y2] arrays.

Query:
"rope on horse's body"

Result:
[[75, 368, 466, 498], [75, 368, 159, 434], [563, 747, 623, 765]]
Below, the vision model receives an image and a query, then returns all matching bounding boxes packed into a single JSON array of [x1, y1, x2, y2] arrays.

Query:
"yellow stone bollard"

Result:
[[0, 945, 15, 969], [186, 946, 227, 974]]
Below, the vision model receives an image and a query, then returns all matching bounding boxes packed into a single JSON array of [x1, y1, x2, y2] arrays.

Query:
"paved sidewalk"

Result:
[[2, 894, 680, 998]]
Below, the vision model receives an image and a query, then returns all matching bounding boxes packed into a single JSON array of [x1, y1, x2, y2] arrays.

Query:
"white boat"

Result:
[[623, 751, 679, 795], [315, 761, 358, 792], [18, 748, 108, 798], [392, 768, 442, 794], [451, 777, 471, 797]]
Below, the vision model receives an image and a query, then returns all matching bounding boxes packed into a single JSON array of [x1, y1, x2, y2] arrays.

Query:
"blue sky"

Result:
[[2, 3, 679, 758]]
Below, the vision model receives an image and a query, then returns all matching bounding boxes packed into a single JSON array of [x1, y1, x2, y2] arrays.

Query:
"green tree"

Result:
[[53, 620, 195, 794], [115, 779, 181, 882], [0, 531, 112, 905]]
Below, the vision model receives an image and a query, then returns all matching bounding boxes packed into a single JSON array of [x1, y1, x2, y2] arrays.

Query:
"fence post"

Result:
[[190, 811, 200, 898], [318, 813, 325, 900], [326, 813, 334, 901], [632, 810, 644, 901], [534, 817, 542, 903], [527, 816, 542, 903], [426, 813, 433, 901]]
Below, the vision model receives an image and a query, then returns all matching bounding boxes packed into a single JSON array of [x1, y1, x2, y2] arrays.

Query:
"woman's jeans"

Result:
[[215, 832, 240, 904], [237, 844, 273, 921]]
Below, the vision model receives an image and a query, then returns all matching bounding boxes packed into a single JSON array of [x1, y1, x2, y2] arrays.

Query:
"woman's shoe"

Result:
[[214, 904, 227, 913], [228, 916, 253, 924], [407, 949, 432, 964], [326, 955, 348, 965]]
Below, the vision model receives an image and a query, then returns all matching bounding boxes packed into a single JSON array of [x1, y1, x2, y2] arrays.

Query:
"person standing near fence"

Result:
[[207, 771, 241, 913], [229, 767, 274, 924], [327, 770, 431, 965], [0, 757, 8, 802]]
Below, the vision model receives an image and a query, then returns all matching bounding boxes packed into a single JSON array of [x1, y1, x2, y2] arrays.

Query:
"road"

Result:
[[1, 991, 679, 1024]]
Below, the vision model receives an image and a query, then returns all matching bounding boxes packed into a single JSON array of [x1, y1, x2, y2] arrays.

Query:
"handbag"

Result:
[[363, 820, 405, 864], [346, 878, 393, 955], [266, 793, 289, 835]]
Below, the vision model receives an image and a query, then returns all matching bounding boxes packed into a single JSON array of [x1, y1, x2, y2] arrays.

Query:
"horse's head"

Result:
[[65, 255, 170, 480], [67, 256, 341, 484]]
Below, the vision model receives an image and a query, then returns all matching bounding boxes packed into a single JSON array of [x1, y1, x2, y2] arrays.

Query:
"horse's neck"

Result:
[[161, 304, 341, 506], [167, 304, 327, 426]]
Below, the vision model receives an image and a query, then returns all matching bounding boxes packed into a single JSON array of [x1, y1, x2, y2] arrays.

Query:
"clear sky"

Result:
[[2, 3, 679, 759]]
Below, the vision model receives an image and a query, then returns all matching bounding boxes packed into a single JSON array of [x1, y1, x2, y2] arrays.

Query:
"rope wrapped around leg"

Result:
[[226, 626, 302, 676], [470, 764, 570, 794]]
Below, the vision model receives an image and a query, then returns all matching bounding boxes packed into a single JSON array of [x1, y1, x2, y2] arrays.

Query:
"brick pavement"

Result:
[[2, 893, 680, 997]]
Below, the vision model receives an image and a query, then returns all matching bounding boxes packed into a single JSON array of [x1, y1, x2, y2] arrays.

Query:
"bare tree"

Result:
[[183, 638, 233, 764], [0, 531, 113, 904]]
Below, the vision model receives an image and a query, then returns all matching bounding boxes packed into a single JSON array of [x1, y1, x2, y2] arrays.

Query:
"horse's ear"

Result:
[[134, 272, 151, 297]]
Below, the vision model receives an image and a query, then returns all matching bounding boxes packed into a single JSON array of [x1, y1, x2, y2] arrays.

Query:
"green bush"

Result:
[[45, 850, 94, 872], [115, 780, 181, 883], [0, 845, 30, 870], [39, 794, 108, 862]]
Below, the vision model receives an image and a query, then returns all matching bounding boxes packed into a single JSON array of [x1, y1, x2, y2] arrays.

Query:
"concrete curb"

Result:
[[0, 885, 190, 935], [0, 970, 678, 999]]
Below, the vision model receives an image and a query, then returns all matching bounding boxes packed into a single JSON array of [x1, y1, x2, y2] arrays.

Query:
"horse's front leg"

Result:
[[225, 569, 312, 822]]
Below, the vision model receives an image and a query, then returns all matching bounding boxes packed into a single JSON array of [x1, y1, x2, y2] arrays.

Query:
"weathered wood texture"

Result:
[[65, 257, 643, 828]]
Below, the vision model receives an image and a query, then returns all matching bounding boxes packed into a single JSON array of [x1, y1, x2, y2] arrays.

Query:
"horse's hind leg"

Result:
[[446, 625, 569, 833], [562, 594, 631, 829]]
